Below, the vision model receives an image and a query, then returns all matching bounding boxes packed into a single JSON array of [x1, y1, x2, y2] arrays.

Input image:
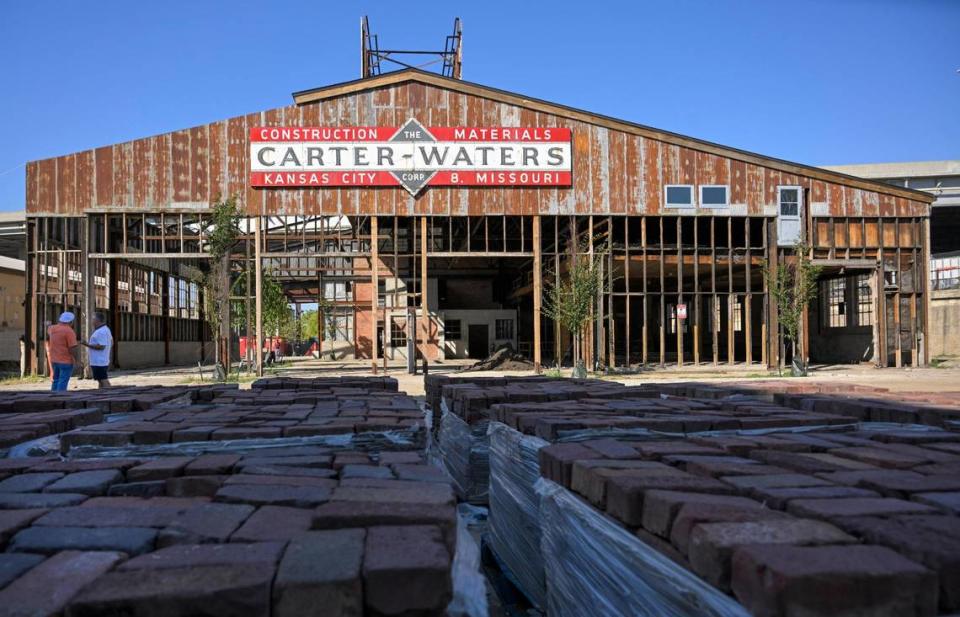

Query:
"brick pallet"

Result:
[[0, 446, 459, 616], [538, 425, 960, 615], [57, 388, 426, 454], [428, 375, 653, 504], [0, 385, 238, 453]]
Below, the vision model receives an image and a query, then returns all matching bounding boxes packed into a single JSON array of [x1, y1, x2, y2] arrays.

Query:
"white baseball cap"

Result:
[[58, 312, 75, 323]]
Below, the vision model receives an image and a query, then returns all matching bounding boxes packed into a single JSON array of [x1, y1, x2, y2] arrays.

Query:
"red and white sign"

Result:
[[249, 119, 572, 195], [677, 304, 687, 320]]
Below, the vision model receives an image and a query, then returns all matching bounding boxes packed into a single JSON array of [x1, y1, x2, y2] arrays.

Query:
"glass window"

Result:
[[495, 319, 514, 340], [733, 299, 743, 332], [779, 188, 800, 217], [856, 274, 874, 327], [665, 185, 694, 208], [700, 185, 729, 208], [826, 278, 846, 328], [390, 318, 407, 347], [445, 319, 462, 340]]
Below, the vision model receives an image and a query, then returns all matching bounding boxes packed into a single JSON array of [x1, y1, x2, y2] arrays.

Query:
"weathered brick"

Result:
[[0, 509, 46, 547], [66, 564, 273, 616], [605, 472, 735, 526], [570, 461, 680, 507], [731, 544, 937, 617], [223, 474, 336, 488], [913, 491, 960, 514], [669, 503, 791, 554], [721, 473, 832, 492], [752, 486, 880, 510], [787, 497, 937, 520], [33, 501, 189, 528], [340, 464, 394, 480], [841, 516, 960, 610], [0, 551, 123, 615], [165, 475, 226, 497], [390, 464, 449, 483], [313, 501, 457, 551], [689, 518, 855, 590], [0, 553, 44, 590], [0, 472, 64, 493], [43, 469, 123, 496], [184, 455, 241, 475], [120, 541, 285, 570], [537, 443, 595, 485], [126, 457, 195, 482], [108, 481, 166, 498], [830, 447, 927, 469], [274, 530, 365, 617], [215, 484, 331, 508], [363, 525, 452, 616], [0, 492, 88, 509], [641, 490, 764, 538], [10, 525, 156, 555], [231, 506, 314, 542], [330, 484, 455, 507], [159, 502, 254, 546]]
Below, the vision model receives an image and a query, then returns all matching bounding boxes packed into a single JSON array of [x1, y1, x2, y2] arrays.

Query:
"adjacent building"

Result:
[[824, 161, 959, 359], [23, 69, 934, 374]]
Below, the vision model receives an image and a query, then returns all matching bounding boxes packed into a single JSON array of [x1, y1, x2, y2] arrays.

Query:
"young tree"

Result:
[[542, 236, 610, 377], [196, 196, 240, 379], [764, 242, 822, 376]]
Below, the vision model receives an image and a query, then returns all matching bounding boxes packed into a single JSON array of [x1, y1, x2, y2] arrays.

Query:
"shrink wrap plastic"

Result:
[[437, 408, 490, 504], [536, 478, 750, 617]]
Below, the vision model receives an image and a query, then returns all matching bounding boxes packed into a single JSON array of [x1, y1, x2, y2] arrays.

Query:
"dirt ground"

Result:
[[3, 357, 958, 397]]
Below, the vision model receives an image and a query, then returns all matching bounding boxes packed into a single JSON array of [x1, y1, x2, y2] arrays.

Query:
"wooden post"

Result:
[[162, 272, 170, 365], [533, 215, 542, 373], [81, 217, 93, 378], [676, 217, 683, 367], [922, 217, 931, 366], [109, 259, 119, 368], [711, 218, 719, 366], [254, 216, 264, 377], [641, 216, 648, 366], [420, 216, 429, 361], [745, 218, 753, 365], [371, 216, 379, 373]]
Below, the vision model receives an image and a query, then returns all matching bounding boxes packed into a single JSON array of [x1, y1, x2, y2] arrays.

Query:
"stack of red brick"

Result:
[[657, 381, 960, 428], [0, 385, 236, 452], [491, 396, 854, 441], [252, 376, 399, 392], [57, 388, 426, 453], [0, 445, 458, 615], [540, 427, 960, 615]]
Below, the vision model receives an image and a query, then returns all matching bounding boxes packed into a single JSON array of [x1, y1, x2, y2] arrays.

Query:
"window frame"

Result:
[[495, 318, 514, 341], [664, 184, 695, 209], [444, 319, 462, 341], [778, 185, 802, 218], [824, 277, 847, 329], [390, 317, 407, 348], [699, 184, 730, 209]]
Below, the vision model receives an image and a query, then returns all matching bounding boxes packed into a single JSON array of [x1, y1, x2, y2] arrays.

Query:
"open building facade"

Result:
[[23, 69, 935, 374]]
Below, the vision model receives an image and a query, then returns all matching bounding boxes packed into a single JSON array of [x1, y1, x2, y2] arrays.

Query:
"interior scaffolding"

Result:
[[24, 212, 929, 377]]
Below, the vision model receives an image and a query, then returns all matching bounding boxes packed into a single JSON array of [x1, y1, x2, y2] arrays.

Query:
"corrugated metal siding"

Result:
[[25, 80, 931, 218]]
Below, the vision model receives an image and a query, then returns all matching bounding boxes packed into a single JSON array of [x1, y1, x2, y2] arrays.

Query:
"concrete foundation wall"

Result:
[[117, 342, 202, 369], [930, 289, 960, 358]]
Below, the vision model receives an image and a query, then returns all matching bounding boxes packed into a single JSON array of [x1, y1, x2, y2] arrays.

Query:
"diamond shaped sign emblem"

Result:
[[390, 118, 438, 196]]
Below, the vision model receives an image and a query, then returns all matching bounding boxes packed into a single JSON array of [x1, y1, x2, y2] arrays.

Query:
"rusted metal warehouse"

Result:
[[22, 53, 935, 375]]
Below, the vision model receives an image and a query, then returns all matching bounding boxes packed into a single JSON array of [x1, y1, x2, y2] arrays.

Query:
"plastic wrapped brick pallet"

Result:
[[437, 410, 490, 504], [536, 478, 751, 617], [487, 421, 549, 609]]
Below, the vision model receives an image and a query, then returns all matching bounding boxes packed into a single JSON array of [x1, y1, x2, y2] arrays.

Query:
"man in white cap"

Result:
[[47, 311, 79, 391]]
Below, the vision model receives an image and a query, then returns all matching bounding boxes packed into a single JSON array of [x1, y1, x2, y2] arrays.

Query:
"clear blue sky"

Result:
[[2, 0, 958, 212]]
